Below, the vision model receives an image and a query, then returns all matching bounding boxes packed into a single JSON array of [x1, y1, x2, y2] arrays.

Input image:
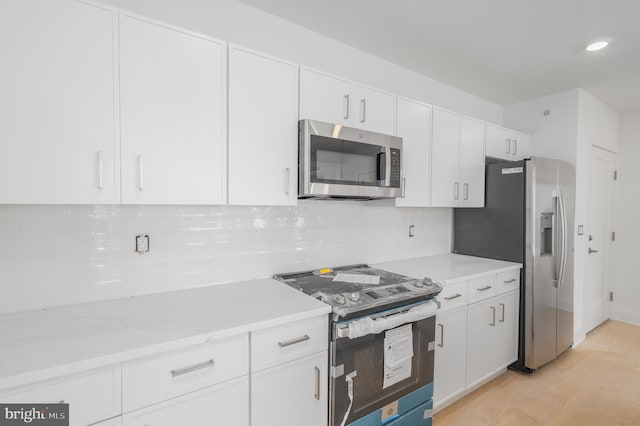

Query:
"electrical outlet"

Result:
[[135, 234, 150, 254]]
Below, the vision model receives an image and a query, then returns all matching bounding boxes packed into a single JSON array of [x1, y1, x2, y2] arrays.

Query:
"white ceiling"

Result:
[[236, 0, 640, 112]]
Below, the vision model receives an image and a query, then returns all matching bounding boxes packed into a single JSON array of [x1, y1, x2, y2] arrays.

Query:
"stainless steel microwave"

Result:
[[298, 119, 403, 199]]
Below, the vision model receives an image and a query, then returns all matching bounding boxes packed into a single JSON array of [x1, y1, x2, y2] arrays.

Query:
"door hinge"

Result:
[[613, 170, 618, 181], [610, 291, 614, 302], [612, 231, 616, 242]]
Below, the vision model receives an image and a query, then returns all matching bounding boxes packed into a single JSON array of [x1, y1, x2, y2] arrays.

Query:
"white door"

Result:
[[431, 108, 461, 207], [395, 98, 432, 207], [228, 47, 298, 206], [0, 0, 119, 204], [485, 124, 512, 160], [584, 146, 616, 332], [120, 14, 226, 205], [511, 132, 532, 160], [495, 291, 519, 371], [251, 351, 328, 426], [351, 84, 396, 135], [458, 117, 486, 207], [299, 68, 352, 125], [465, 298, 497, 389], [434, 308, 467, 408], [123, 376, 248, 426]]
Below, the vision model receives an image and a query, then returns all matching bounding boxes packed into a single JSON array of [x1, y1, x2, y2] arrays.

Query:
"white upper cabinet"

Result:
[[299, 68, 396, 135], [351, 84, 396, 135], [431, 108, 486, 208], [120, 13, 226, 205], [0, 0, 119, 204], [395, 98, 432, 207], [299, 68, 352, 126], [486, 124, 532, 161], [458, 117, 486, 207], [228, 46, 298, 206]]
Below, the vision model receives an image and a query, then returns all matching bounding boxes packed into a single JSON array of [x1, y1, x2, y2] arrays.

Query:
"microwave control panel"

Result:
[[390, 148, 401, 188]]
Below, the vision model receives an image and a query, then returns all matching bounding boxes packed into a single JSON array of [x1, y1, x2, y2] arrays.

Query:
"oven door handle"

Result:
[[337, 300, 437, 339]]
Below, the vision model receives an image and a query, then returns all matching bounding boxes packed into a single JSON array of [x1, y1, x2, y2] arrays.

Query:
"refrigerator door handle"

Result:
[[551, 192, 560, 287], [558, 189, 568, 287]]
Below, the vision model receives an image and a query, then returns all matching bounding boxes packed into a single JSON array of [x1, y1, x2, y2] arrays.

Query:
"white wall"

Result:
[[99, 0, 503, 123], [503, 89, 620, 345], [612, 110, 640, 325], [0, 202, 452, 314]]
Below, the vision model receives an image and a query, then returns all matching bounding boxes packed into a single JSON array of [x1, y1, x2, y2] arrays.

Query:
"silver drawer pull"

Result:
[[171, 359, 215, 377], [278, 334, 310, 348], [477, 285, 492, 291], [444, 293, 462, 301], [504, 279, 517, 283]]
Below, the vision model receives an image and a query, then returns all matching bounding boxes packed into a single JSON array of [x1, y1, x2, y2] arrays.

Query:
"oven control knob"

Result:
[[335, 294, 346, 304], [413, 280, 424, 288], [422, 278, 434, 287], [350, 292, 360, 302]]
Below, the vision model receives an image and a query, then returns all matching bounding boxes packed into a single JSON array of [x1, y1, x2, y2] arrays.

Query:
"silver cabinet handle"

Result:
[[504, 279, 517, 283], [437, 323, 444, 347], [401, 177, 406, 198], [138, 154, 144, 190], [506, 138, 511, 155], [463, 183, 469, 200], [278, 334, 310, 348], [588, 248, 599, 254], [477, 285, 492, 291], [512, 140, 518, 156], [97, 151, 104, 190], [490, 306, 496, 326], [170, 359, 215, 377], [444, 293, 462, 301], [500, 303, 505, 322], [454, 182, 459, 200], [360, 98, 366, 123], [314, 366, 321, 400], [284, 168, 290, 195], [343, 94, 350, 120]]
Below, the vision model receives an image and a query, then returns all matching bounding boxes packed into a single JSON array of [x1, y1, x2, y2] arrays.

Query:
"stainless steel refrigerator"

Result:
[[453, 157, 575, 372]]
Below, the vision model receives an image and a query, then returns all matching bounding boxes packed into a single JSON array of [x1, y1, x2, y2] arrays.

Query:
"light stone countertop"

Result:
[[0, 278, 330, 391], [373, 253, 522, 284]]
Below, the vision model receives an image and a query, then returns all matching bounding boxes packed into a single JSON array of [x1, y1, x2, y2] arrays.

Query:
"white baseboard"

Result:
[[612, 308, 640, 326]]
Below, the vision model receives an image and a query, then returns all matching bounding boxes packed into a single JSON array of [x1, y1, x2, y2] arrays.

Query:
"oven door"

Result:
[[330, 302, 436, 426]]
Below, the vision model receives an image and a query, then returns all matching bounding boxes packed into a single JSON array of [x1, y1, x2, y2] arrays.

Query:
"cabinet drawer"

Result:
[[467, 275, 497, 304], [0, 366, 121, 426], [435, 281, 467, 312], [496, 269, 521, 295], [251, 316, 328, 372], [123, 334, 248, 412]]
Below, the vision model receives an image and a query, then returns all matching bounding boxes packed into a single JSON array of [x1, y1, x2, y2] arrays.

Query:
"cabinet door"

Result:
[[431, 108, 461, 207], [434, 308, 467, 408], [466, 298, 497, 389], [123, 376, 248, 426], [395, 98, 432, 207], [458, 117, 486, 207], [299, 68, 352, 125], [495, 291, 520, 371], [0, 0, 119, 204], [120, 14, 226, 205], [486, 124, 512, 160], [252, 351, 328, 426], [228, 47, 298, 206], [511, 132, 532, 160], [351, 84, 396, 135]]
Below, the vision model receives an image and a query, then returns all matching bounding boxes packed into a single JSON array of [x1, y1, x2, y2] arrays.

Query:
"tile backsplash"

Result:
[[0, 200, 451, 314]]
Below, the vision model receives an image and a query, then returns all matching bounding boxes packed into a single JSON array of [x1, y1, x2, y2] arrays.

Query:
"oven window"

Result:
[[310, 135, 382, 186], [331, 316, 435, 426]]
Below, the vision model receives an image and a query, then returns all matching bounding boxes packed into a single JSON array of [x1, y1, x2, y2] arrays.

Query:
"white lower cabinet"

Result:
[[122, 376, 249, 426], [495, 290, 520, 371], [251, 351, 328, 426], [434, 307, 467, 407]]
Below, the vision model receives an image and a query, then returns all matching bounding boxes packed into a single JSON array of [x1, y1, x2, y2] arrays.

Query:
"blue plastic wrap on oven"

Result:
[[347, 382, 433, 426]]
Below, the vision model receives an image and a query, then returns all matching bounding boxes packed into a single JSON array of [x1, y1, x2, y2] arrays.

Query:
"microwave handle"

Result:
[[376, 150, 386, 182]]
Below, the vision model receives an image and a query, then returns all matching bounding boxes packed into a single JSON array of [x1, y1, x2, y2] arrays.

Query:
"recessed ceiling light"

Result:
[[586, 40, 610, 52]]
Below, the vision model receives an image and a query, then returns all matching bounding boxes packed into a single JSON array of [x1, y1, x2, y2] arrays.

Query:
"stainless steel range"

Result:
[[274, 264, 441, 426]]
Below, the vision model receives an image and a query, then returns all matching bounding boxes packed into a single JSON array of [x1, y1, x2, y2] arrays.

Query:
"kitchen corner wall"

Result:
[[0, 202, 452, 314]]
